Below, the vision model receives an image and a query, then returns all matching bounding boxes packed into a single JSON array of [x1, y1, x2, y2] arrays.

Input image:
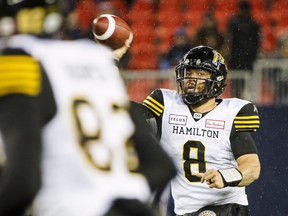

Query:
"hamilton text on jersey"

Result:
[[172, 126, 219, 138]]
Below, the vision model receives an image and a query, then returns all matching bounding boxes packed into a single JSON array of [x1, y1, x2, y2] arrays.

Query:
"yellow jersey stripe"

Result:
[[143, 103, 161, 116], [143, 96, 164, 116], [144, 99, 163, 113], [147, 96, 164, 109], [0, 56, 41, 96], [0, 59, 39, 70], [0, 56, 38, 62], [234, 120, 260, 124], [234, 115, 259, 120], [0, 71, 40, 79], [235, 125, 260, 129], [0, 86, 40, 96]]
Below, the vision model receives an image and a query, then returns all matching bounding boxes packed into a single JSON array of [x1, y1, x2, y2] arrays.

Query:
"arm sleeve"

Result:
[[0, 95, 42, 216], [231, 132, 258, 159], [142, 89, 165, 140], [0, 50, 56, 215], [230, 103, 260, 159], [233, 103, 260, 133], [142, 89, 164, 118], [129, 103, 176, 192]]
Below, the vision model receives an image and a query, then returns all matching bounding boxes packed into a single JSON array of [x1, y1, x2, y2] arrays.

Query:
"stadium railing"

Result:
[[121, 58, 288, 105]]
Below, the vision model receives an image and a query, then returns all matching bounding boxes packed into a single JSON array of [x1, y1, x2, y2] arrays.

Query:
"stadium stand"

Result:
[[93, 0, 288, 104]]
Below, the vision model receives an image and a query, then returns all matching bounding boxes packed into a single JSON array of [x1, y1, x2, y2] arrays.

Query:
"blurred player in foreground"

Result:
[[141, 46, 261, 215], [0, 0, 175, 215]]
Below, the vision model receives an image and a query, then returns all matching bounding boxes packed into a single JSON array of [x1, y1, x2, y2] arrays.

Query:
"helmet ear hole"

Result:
[[175, 46, 227, 105]]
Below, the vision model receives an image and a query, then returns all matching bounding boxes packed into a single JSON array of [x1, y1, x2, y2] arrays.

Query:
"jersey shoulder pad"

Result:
[[143, 89, 164, 117], [0, 54, 41, 97], [234, 103, 260, 132]]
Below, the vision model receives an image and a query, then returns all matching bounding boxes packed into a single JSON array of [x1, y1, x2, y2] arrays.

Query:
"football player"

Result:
[[141, 46, 261, 216], [0, 0, 175, 215]]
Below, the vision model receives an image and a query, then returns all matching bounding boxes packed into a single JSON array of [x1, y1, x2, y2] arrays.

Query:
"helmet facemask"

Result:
[[175, 46, 227, 106]]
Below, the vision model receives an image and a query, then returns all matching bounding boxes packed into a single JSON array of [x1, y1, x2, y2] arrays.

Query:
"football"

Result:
[[92, 14, 133, 50]]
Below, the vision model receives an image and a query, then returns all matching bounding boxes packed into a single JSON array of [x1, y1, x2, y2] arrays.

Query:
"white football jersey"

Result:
[[144, 89, 260, 215], [8, 35, 150, 216]]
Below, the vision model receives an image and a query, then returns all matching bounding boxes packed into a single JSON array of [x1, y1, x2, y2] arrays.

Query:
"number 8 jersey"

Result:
[[143, 88, 260, 215]]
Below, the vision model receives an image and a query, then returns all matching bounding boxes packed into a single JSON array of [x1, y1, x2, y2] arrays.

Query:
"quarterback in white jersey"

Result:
[[142, 46, 261, 216]]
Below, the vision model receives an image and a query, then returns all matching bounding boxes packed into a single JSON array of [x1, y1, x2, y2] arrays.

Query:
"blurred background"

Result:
[[39, 0, 288, 106]]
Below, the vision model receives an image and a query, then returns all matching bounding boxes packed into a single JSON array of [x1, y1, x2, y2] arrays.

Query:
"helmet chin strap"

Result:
[[182, 93, 210, 107]]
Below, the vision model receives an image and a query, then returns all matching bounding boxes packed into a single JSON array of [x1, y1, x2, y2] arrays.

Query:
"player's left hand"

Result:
[[196, 169, 225, 189]]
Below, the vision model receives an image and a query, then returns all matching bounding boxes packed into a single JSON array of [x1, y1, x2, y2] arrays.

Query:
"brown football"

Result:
[[92, 14, 133, 50]]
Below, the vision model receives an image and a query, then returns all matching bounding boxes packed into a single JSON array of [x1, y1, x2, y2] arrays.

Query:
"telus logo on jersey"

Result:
[[169, 114, 187, 126]]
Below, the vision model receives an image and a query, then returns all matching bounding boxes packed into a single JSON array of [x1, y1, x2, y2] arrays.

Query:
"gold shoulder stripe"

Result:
[[235, 124, 260, 132], [0, 56, 41, 96], [144, 99, 163, 113], [0, 56, 38, 63], [234, 115, 260, 132], [234, 115, 259, 120], [143, 96, 164, 117], [143, 100, 163, 116], [234, 120, 260, 124], [235, 125, 260, 129], [234, 116, 260, 124], [147, 96, 164, 108], [143, 103, 161, 116]]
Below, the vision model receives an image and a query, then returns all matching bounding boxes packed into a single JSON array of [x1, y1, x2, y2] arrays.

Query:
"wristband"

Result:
[[218, 168, 243, 187]]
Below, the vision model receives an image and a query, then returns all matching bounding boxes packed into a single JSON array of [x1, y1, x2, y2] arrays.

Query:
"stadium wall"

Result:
[[247, 105, 288, 216]]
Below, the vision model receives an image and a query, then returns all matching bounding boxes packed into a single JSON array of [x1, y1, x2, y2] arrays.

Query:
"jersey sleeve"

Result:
[[0, 50, 44, 215], [231, 132, 258, 159], [233, 103, 260, 132], [142, 89, 165, 140], [231, 103, 260, 159], [143, 89, 164, 117], [0, 53, 41, 97], [129, 102, 176, 192]]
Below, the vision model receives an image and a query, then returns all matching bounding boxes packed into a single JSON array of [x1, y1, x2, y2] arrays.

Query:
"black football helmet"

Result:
[[175, 45, 228, 106]]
